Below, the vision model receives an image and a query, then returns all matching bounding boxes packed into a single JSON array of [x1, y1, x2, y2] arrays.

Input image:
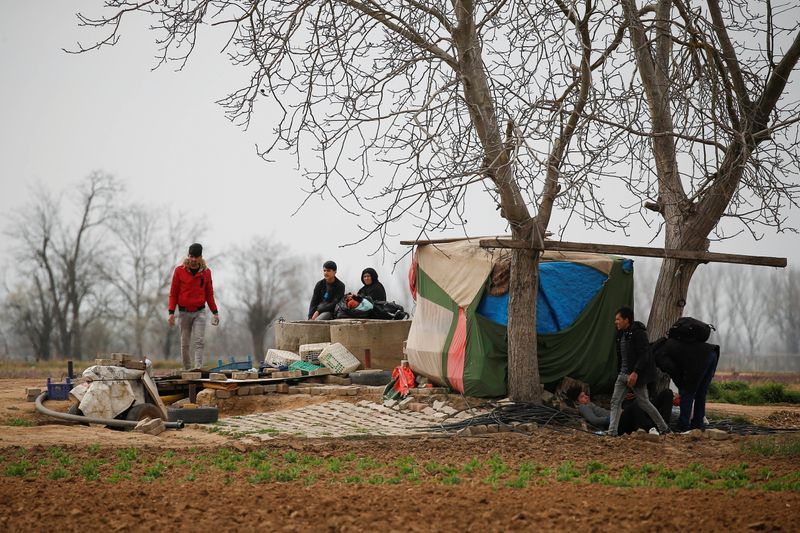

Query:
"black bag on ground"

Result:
[[371, 301, 409, 320], [667, 316, 715, 343]]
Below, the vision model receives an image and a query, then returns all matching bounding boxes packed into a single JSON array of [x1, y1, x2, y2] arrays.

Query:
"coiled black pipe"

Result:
[[35, 392, 184, 430]]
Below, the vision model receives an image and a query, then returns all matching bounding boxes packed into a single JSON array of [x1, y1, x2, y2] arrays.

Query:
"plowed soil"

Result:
[[2, 378, 799, 532]]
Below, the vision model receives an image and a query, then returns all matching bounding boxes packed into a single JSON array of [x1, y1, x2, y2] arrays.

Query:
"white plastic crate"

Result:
[[264, 349, 301, 367], [318, 343, 361, 374], [299, 342, 330, 359]]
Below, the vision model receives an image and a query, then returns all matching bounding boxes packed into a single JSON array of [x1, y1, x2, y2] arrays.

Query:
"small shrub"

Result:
[[48, 467, 70, 480], [80, 459, 103, 481], [4, 460, 30, 477], [5, 418, 34, 427]]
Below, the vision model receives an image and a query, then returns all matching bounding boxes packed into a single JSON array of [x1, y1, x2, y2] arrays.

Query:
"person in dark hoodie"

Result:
[[357, 268, 386, 302], [308, 260, 346, 320], [600, 306, 671, 436]]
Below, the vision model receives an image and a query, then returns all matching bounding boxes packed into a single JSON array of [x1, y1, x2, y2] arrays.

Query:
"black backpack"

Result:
[[371, 301, 409, 320], [667, 316, 715, 343]]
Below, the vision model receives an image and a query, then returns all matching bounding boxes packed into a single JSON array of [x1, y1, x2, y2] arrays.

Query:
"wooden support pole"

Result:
[[476, 238, 787, 268]]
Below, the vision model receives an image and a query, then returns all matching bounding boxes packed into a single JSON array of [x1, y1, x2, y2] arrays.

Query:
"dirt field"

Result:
[[2, 377, 799, 532]]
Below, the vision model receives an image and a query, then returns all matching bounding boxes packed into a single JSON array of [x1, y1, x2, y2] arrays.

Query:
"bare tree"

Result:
[[100, 204, 203, 357], [769, 266, 800, 355], [5, 277, 55, 360], [8, 172, 121, 359], [229, 237, 304, 358], [618, 0, 800, 344], [72, 0, 635, 401]]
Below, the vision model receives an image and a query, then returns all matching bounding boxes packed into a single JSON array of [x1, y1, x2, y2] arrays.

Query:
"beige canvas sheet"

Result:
[[417, 239, 496, 307], [405, 295, 454, 386]]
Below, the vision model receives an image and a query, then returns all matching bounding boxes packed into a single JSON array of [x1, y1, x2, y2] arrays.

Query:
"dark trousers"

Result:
[[618, 389, 674, 435], [678, 349, 719, 431]]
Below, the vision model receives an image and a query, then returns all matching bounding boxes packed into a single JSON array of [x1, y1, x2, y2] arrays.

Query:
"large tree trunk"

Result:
[[507, 247, 541, 402]]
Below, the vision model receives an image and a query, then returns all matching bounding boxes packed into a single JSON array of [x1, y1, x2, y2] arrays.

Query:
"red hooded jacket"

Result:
[[168, 259, 218, 314]]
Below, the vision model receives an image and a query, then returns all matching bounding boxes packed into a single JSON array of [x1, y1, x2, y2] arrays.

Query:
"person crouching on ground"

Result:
[[357, 267, 386, 301], [168, 242, 219, 370], [308, 260, 346, 320], [603, 306, 671, 436]]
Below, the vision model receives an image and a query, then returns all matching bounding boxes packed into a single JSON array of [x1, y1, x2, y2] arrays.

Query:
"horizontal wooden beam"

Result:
[[400, 235, 511, 246], [477, 239, 787, 268]]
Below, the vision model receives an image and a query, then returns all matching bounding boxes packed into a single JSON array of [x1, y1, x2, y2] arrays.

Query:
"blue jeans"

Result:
[[679, 350, 718, 431], [608, 372, 670, 434]]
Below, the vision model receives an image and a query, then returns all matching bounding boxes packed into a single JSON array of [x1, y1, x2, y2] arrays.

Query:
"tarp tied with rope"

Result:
[[405, 239, 634, 397]]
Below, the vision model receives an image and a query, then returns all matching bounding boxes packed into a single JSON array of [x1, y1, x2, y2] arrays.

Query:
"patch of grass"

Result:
[[48, 467, 70, 480], [108, 472, 131, 483], [586, 461, 606, 474], [143, 462, 167, 481], [742, 436, 800, 458], [424, 461, 444, 475], [4, 460, 30, 477], [212, 448, 243, 472], [462, 457, 482, 474], [303, 473, 317, 486], [282, 451, 298, 463], [87, 443, 101, 454], [5, 418, 34, 427], [556, 461, 581, 482], [367, 474, 385, 485], [274, 466, 300, 482], [184, 473, 197, 482], [343, 475, 361, 483], [300, 454, 323, 467], [118, 448, 139, 462], [441, 474, 461, 485], [709, 381, 800, 405], [48, 447, 73, 466], [342, 452, 356, 462], [356, 457, 382, 471], [326, 458, 342, 473], [79, 459, 103, 481]]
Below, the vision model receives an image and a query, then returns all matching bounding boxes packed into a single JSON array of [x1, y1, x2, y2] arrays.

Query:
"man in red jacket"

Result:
[[168, 243, 219, 370]]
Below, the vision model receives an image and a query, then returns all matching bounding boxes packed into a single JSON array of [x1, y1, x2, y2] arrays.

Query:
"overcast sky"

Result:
[[1, 2, 798, 296]]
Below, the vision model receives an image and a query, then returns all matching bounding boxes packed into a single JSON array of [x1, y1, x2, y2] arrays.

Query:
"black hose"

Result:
[[35, 392, 184, 430]]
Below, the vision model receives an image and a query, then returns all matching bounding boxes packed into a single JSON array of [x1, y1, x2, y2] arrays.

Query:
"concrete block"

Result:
[[706, 428, 730, 441], [432, 400, 445, 410], [209, 373, 227, 381], [406, 402, 427, 413], [422, 407, 436, 416], [263, 384, 277, 393], [237, 387, 251, 396], [215, 390, 232, 399], [324, 375, 352, 386], [232, 371, 258, 380], [249, 385, 265, 395], [288, 386, 303, 394], [134, 417, 166, 436], [26, 387, 41, 401], [276, 383, 290, 394], [181, 372, 202, 380]]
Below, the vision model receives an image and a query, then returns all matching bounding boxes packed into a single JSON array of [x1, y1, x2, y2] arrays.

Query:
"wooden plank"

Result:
[[141, 372, 169, 420], [478, 239, 787, 268]]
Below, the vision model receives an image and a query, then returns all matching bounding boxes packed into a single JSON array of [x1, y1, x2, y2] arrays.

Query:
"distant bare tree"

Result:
[[769, 267, 800, 355], [5, 277, 54, 360], [101, 204, 204, 357], [8, 172, 121, 359], [727, 266, 769, 356], [230, 237, 304, 358]]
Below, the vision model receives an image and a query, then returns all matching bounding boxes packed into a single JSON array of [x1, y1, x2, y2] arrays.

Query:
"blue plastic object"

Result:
[[47, 377, 73, 400], [477, 261, 608, 334], [209, 355, 254, 372]]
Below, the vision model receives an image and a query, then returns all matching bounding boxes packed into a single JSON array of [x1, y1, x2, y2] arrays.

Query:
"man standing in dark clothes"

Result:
[[357, 267, 386, 301], [308, 260, 346, 320], [601, 306, 671, 436], [654, 338, 719, 431], [168, 243, 219, 370]]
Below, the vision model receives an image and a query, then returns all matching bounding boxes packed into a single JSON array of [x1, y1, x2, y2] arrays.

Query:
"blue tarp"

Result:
[[476, 261, 608, 334]]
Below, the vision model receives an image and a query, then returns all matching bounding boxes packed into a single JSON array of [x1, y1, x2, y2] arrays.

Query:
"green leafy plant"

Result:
[[87, 443, 101, 454], [4, 460, 30, 477], [80, 459, 103, 481], [143, 462, 167, 481], [48, 467, 70, 480], [5, 418, 34, 427], [556, 461, 581, 482]]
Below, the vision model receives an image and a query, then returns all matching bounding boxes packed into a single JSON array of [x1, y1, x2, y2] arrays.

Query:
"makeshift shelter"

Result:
[[406, 239, 634, 397]]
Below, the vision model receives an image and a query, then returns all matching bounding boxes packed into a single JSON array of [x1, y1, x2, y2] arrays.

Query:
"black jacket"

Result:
[[653, 337, 720, 391], [308, 278, 346, 318], [615, 321, 657, 384], [357, 268, 386, 302]]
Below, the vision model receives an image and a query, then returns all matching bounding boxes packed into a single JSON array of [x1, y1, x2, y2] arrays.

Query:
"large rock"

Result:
[[195, 389, 217, 406]]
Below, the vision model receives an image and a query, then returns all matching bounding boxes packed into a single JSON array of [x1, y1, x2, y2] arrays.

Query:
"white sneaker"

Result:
[[648, 427, 659, 435]]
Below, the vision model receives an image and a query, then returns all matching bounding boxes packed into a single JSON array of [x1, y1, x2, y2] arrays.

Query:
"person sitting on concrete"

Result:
[[308, 260, 346, 321], [357, 267, 386, 301], [565, 386, 610, 429]]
